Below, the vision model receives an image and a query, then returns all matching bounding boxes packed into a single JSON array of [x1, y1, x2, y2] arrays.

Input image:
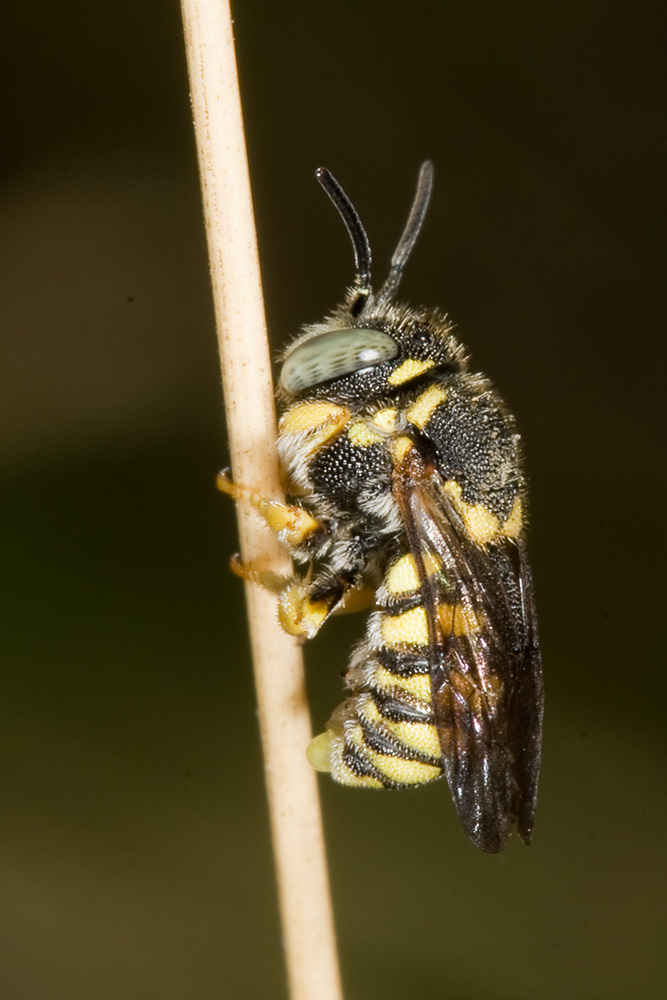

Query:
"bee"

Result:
[[219, 162, 543, 852]]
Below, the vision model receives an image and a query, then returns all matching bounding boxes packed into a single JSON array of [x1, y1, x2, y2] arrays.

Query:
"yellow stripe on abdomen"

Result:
[[380, 606, 429, 647], [310, 678, 444, 789], [363, 752, 441, 785], [372, 666, 432, 702]]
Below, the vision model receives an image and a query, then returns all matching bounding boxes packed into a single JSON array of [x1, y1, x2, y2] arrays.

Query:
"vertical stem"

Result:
[[180, 2, 343, 998]]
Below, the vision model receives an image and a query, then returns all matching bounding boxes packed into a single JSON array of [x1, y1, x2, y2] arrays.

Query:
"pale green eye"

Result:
[[280, 328, 399, 396]]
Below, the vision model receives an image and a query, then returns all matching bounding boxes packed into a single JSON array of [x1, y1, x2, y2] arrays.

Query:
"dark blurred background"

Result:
[[1, 2, 665, 997]]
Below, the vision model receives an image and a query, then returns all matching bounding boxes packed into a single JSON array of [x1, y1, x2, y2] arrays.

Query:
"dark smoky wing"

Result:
[[402, 474, 543, 852], [507, 540, 543, 844]]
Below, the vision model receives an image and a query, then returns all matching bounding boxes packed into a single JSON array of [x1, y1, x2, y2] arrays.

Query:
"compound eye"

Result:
[[280, 328, 398, 396]]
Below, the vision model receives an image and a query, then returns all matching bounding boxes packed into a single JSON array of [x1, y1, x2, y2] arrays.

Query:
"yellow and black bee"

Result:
[[220, 162, 544, 852]]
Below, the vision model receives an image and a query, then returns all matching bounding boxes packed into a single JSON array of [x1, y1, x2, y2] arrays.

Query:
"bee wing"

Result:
[[397, 467, 543, 852]]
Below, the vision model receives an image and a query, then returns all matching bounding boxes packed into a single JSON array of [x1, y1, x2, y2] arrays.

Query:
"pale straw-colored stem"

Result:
[[180, 2, 343, 998]]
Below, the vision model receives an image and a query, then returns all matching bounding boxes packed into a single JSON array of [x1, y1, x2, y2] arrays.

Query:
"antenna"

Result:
[[376, 160, 434, 306], [316, 167, 372, 315]]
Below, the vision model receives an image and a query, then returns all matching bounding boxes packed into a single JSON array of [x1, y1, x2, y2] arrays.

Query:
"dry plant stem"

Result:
[[180, 2, 343, 998]]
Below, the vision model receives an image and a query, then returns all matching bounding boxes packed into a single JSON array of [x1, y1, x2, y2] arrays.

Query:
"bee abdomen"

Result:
[[306, 549, 445, 789], [323, 689, 443, 789]]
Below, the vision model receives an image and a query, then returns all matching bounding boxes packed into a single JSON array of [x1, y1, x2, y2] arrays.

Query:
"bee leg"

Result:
[[276, 576, 336, 639], [224, 555, 332, 640], [219, 472, 373, 639], [277, 569, 375, 639], [228, 553, 290, 593], [228, 554, 327, 640], [216, 470, 321, 547]]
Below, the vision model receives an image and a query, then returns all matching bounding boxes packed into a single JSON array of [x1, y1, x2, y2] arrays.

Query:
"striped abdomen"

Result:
[[307, 550, 446, 788]]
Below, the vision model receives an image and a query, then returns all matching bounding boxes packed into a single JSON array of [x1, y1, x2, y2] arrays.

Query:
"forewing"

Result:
[[396, 466, 543, 852]]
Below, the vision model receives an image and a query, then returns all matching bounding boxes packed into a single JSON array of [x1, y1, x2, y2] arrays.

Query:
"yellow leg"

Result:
[[216, 470, 321, 547], [228, 553, 290, 593], [229, 555, 329, 639], [219, 472, 373, 641], [278, 577, 332, 639], [230, 552, 375, 639]]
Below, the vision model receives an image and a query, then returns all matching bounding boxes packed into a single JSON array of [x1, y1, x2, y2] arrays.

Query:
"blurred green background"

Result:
[[1, 2, 665, 997]]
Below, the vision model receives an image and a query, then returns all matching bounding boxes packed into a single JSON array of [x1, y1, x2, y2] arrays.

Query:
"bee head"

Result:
[[280, 163, 465, 401]]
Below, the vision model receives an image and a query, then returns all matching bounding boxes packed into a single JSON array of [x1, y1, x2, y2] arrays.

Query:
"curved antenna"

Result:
[[316, 167, 372, 314], [376, 160, 434, 306]]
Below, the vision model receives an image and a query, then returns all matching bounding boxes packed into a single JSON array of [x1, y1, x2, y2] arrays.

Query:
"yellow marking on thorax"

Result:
[[373, 667, 432, 702], [388, 357, 435, 386], [279, 400, 350, 435], [405, 384, 448, 430], [381, 606, 429, 647], [444, 480, 524, 544], [390, 435, 414, 464], [503, 495, 523, 537], [444, 480, 501, 545], [372, 407, 400, 433], [347, 420, 382, 447]]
